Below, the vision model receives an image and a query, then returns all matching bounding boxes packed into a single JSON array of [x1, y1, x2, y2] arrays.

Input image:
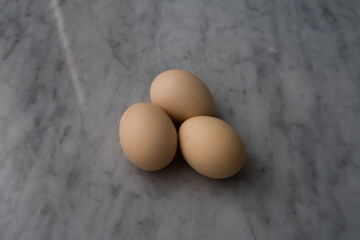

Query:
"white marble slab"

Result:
[[0, 0, 360, 239]]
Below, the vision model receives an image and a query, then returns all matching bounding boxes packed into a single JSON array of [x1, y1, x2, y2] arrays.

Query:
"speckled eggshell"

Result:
[[119, 102, 178, 171], [150, 69, 215, 123], [179, 116, 245, 179]]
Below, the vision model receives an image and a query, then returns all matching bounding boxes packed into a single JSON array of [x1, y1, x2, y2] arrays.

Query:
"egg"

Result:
[[119, 102, 178, 171], [179, 116, 245, 179], [150, 69, 215, 123]]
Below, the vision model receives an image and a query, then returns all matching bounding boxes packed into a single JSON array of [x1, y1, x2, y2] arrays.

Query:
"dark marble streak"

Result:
[[0, 0, 360, 239]]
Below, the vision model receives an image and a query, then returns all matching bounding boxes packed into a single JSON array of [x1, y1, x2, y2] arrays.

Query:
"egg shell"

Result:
[[179, 116, 245, 179], [150, 69, 215, 123], [119, 102, 178, 171]]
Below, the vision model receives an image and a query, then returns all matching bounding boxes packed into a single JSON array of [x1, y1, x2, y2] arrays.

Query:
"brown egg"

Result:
[[119, 103, 178, 171], [179, 116, 245, 179], [150, 69, 215, 123]]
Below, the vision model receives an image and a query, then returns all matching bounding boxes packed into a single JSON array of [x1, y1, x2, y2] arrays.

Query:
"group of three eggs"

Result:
[[119, 69, 245, 179]]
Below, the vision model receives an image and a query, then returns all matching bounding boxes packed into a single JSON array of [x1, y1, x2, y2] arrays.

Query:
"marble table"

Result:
[[1, 0, 360, 239]]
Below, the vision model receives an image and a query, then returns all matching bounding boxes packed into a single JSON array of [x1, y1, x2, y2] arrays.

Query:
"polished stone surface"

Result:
[[1, 0, 360, 239]]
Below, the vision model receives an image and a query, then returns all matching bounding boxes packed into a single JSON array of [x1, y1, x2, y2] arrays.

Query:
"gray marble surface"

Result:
[[1, 0, 360, 239]]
